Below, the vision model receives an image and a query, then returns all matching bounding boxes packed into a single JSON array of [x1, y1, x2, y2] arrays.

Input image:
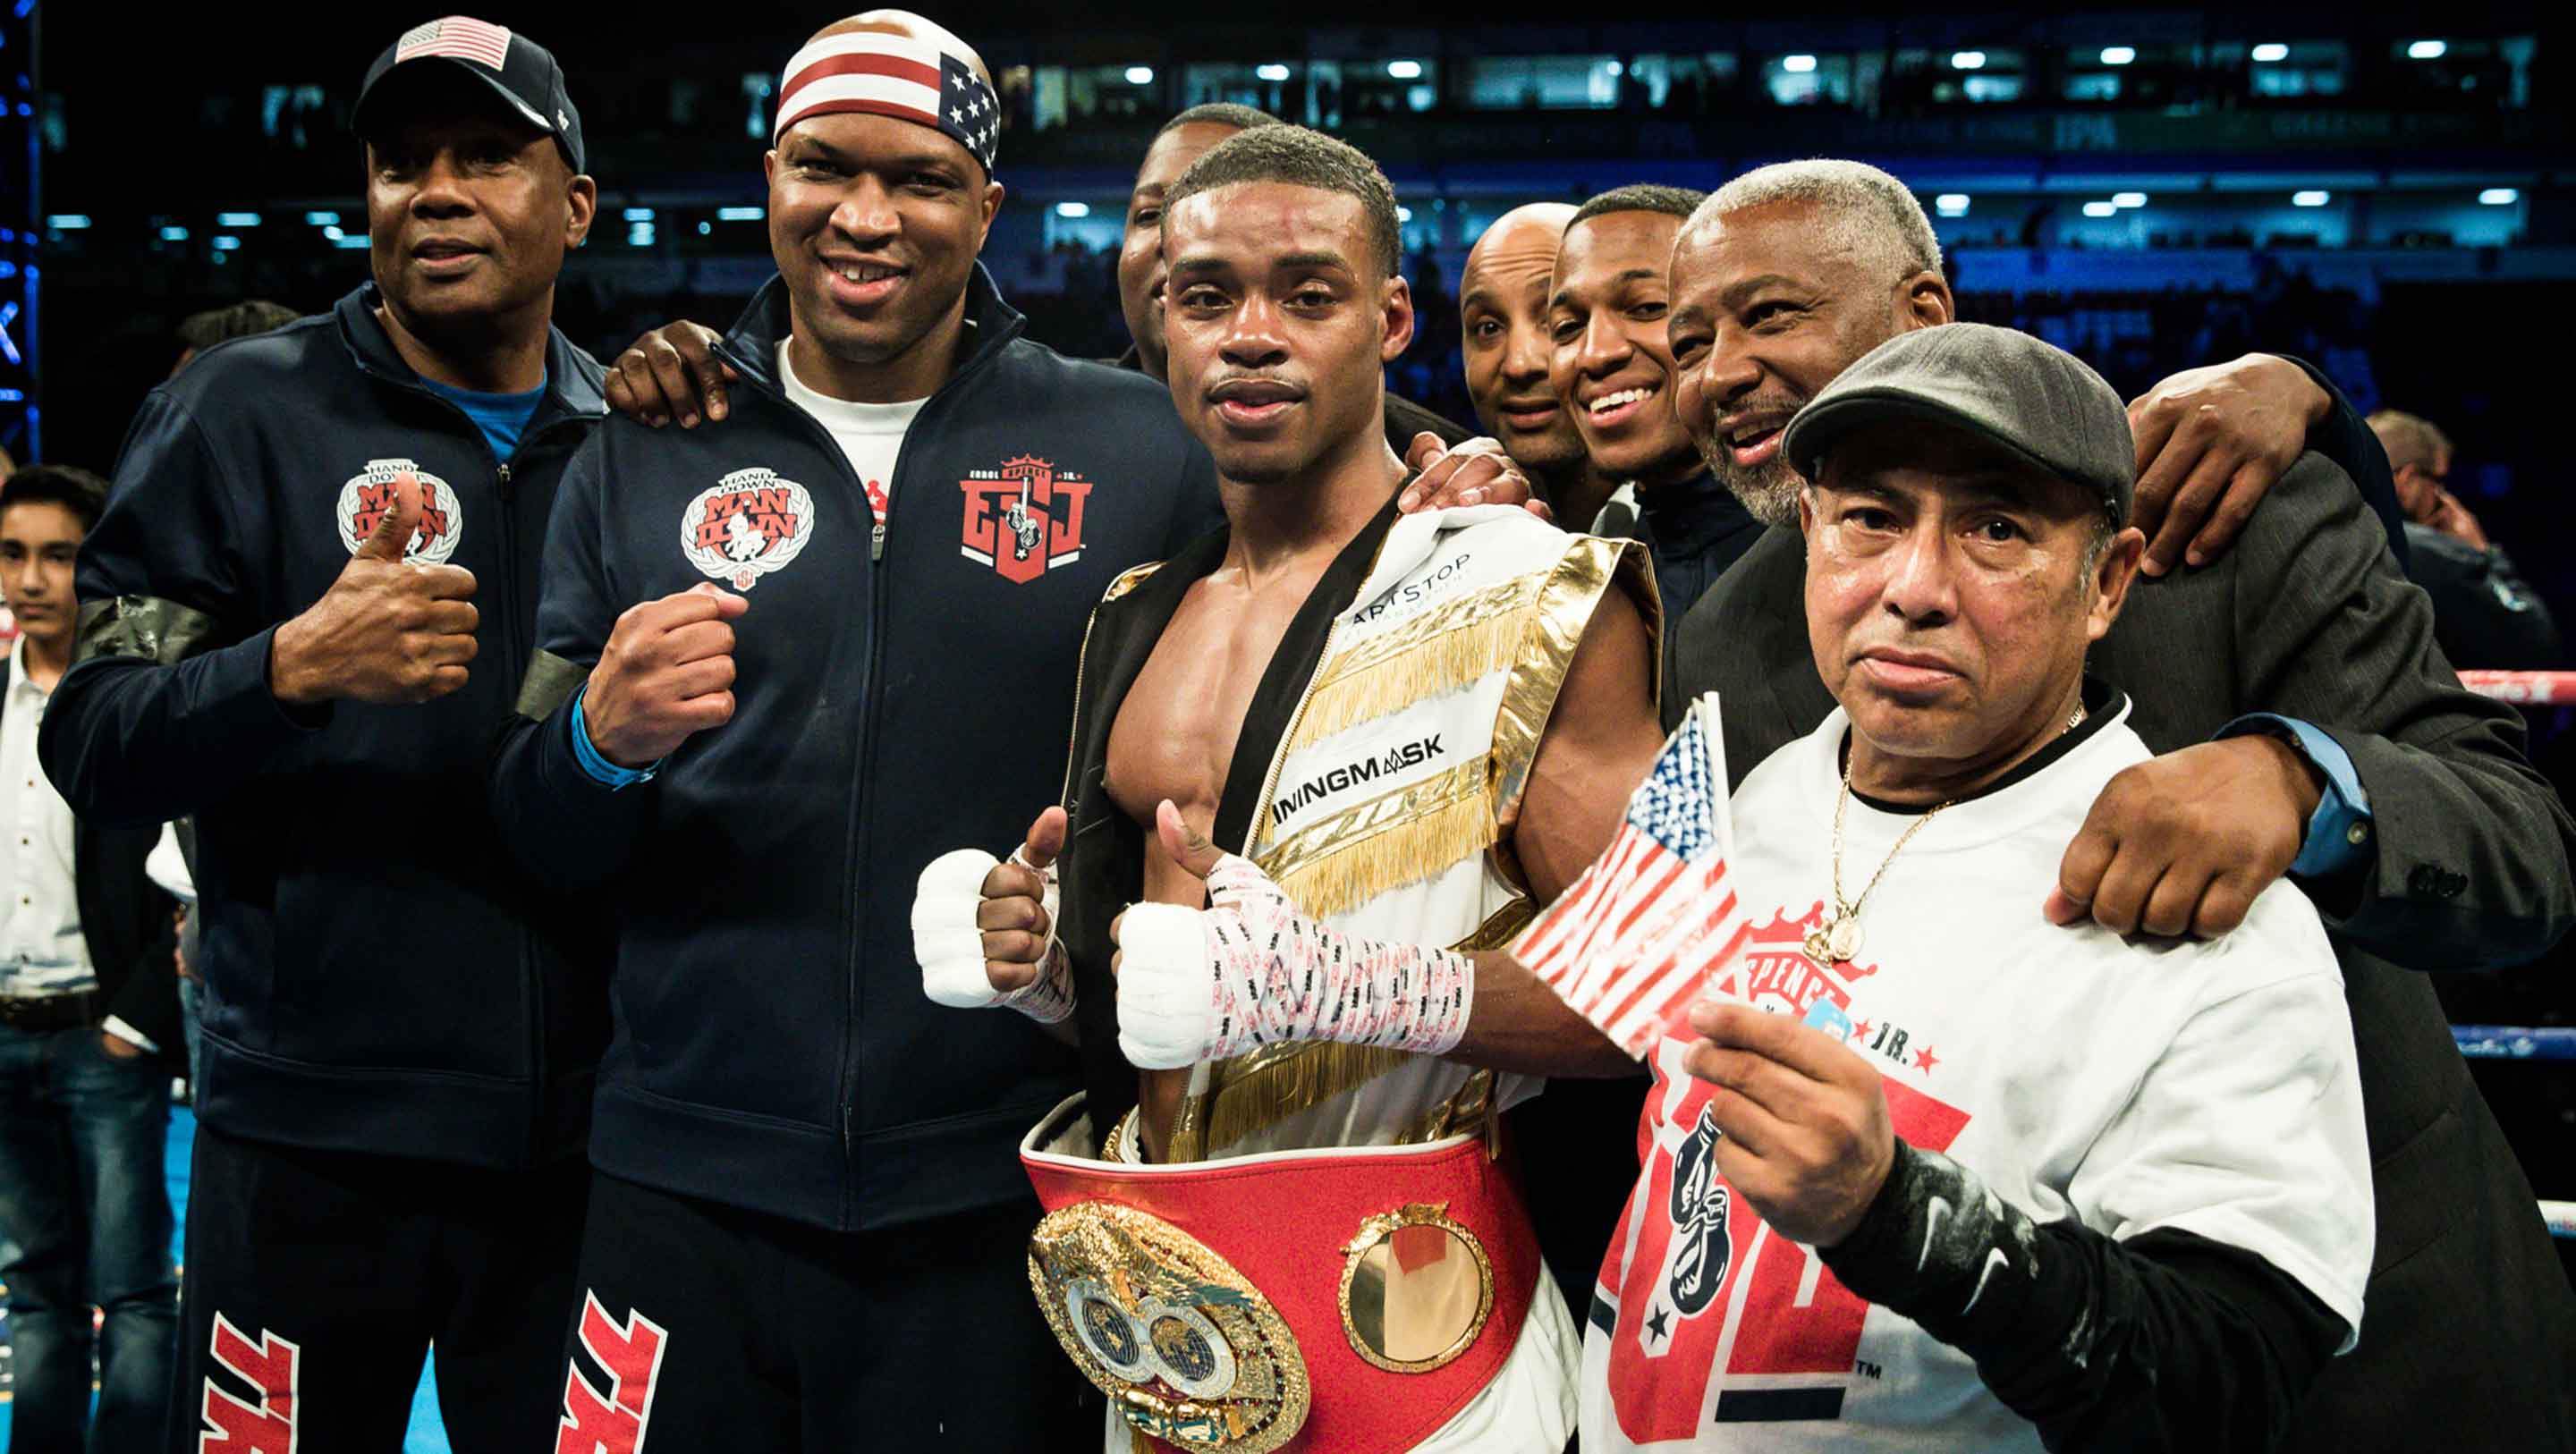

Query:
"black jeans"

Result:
[[0, 1021, 179, 1454], [560, 1171, 1097, 1450], [173, 1120, 588, 1454]]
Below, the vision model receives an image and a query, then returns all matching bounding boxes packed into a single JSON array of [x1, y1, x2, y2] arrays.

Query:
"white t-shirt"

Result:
[[777, 339, 927, 533], [1580, 696, 2374, 1452]]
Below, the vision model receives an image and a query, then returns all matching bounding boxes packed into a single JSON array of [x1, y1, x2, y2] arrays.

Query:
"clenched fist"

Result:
[[269, 471, 479, 705], [580, 582, 747, 767]]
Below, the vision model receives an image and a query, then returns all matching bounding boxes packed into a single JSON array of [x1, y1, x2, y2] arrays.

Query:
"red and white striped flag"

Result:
[[1513, 694, 1751, 1057], [394, 17, 513, 72]]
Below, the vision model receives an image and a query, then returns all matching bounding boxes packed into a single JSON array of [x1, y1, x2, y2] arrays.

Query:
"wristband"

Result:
[[1114, 851, 1473, 1070], [570, 687, 663, 790]]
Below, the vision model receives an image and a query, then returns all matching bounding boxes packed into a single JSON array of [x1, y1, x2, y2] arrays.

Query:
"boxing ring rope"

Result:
[[2457, 670, 2576, 706]]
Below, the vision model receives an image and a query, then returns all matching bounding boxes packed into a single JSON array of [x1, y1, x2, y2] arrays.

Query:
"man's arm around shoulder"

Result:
[[2227, 450, 2575, 968]]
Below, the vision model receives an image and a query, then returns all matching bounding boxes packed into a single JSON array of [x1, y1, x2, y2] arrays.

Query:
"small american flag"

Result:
[[1513, 694, 1750, 1057], [395, 16, 513, 72]]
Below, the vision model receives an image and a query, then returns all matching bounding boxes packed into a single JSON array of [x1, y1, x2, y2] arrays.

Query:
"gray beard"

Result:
[[1699, 439, 1805, 528]]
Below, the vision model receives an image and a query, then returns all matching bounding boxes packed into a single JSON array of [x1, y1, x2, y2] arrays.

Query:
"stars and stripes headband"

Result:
[[775, 31, 1000, 176]]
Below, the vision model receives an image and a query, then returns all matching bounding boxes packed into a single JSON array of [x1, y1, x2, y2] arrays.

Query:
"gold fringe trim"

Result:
[[1274, 790, 1496, 924], [1194, 1043, 1419, 1157], [1292, 579, 1543, 748], [1490, 537, 1654, 843]]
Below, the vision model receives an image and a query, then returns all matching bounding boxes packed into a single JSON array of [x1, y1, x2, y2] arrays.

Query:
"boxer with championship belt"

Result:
[[912, 127, 1666, 1452]]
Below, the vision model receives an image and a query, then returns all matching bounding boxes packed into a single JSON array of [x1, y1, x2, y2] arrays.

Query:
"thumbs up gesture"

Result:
[[1111, 799, 1477, 1069], [913, 807, 1076, 1023], [269, 471, 481, 705]]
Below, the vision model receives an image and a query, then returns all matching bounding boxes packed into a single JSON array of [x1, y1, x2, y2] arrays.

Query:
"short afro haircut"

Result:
[[1164, 124, 1402, 279], [1571, 183, 1708, 228], [1156, 103, 1284, 139]]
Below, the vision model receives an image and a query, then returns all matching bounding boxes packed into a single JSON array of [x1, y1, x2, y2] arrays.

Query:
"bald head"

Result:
[[1462, 202, 1594, 495], [1467, 202, 1576, 272], [808, 10, 990, 85]]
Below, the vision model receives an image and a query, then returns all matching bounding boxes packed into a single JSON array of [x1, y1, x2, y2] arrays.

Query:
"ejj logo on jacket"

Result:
[[682, 469, 815, 590], [960, 454, 1090, 584], [557, 1291, 667, 1454], [199, 1314, 299, 1453], [337, 459, 462, 565]]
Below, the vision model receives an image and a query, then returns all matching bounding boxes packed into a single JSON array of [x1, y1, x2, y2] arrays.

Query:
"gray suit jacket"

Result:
[[1672, 451, 2576, 1450]]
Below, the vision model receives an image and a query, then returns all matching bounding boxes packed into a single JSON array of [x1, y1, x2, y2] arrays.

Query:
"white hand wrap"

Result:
[[912, 847, 1075, 1024], [1114, 852, 1474, 1070]]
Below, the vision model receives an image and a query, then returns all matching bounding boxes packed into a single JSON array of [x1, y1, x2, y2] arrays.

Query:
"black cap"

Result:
[[1783, 322, 2136, 524], [354, 17, 585, 174]]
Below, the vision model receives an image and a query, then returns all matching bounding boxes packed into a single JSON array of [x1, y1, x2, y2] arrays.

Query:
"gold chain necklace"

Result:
[[1809, 703, 2087, 966]]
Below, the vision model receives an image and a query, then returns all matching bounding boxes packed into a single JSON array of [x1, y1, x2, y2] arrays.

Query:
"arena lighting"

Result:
[[322, 225, 344, 241], [331, 233, 369, 250], [2407, 39, 2448, 61], [1935, 193, 1970, 216], [2081, 201, 2120, 218], [1950, 51, 1987, 71], [1123, 66, 1153, 85], [698, 221, 711, 235], [2479, 188, 2520, 205], [1055, 201, 1090, 218], [158, 225, 188, 241], [716, 206, 765, 221], [304, 210, 340, 225], [2293, 190, 2331, 207], [2099, 46, 2136, 66], [1781, 54, 1818, 74], [211, 236, 241, 250], [216, 212, 261, 227], [1395, 206, 1413, 223], [2112, 191, 2148, 208], [623, 207, 654, 222], [1606, 60, 1623, 77], [1386, 60, 1424, 80], [2250, 43, 2290, 63], [43, 214, 87, 229], [1254, 63, 1291, 81]]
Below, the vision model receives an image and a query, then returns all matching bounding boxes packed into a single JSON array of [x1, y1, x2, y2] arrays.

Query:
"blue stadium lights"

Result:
[[2407, 39, 2448, 61], [2292, 190, 2331, 207], [2479, 188, 2520, 205], [1781, 55, 1818, 74], [627, 225, 656, 246], [1255, 63, 1291, 82], [623, 207, 655, 222], [216, 212, 262, 227], [305, 210, 340, 225], [322, 225, 344, 241], [1123, 66, 1153, 85], [1936, 194, 1970, 217], [2250, 43, 2289, 63], [1395, 206, 1413, 223], [2112, 191, 2148, 208], [2099, 46, 2136, 66], [331, 234, 369, 249], [698, 221, 711, 236], [716, 207, 765, 221], [1054, 201, 1090, 219], [1950, 51, 1987, 71], [211, 236, 241, 250], [1386, 60, 1423, 80], [158, 225, 188, 241], [2081, 201, 2120, 218], [43, 214, 88, 230]]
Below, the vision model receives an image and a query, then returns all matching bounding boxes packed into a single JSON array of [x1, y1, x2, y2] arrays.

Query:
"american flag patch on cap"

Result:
[[396, 16, 513, 72]]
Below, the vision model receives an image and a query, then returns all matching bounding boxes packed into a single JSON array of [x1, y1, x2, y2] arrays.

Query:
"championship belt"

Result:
[[1021, 1095, 1540, 1453]]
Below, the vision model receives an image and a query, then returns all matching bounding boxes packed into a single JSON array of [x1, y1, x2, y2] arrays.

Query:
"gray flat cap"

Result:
[[1783, 322, 2135, 524]]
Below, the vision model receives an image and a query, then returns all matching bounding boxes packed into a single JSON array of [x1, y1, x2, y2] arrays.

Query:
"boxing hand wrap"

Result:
[[912, 847, 1076, 1024], [1114, 851, 1474, 1070]]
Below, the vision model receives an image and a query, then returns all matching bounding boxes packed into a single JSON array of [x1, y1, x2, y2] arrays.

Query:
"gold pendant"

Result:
[[1804, 914, 1862, 964]]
